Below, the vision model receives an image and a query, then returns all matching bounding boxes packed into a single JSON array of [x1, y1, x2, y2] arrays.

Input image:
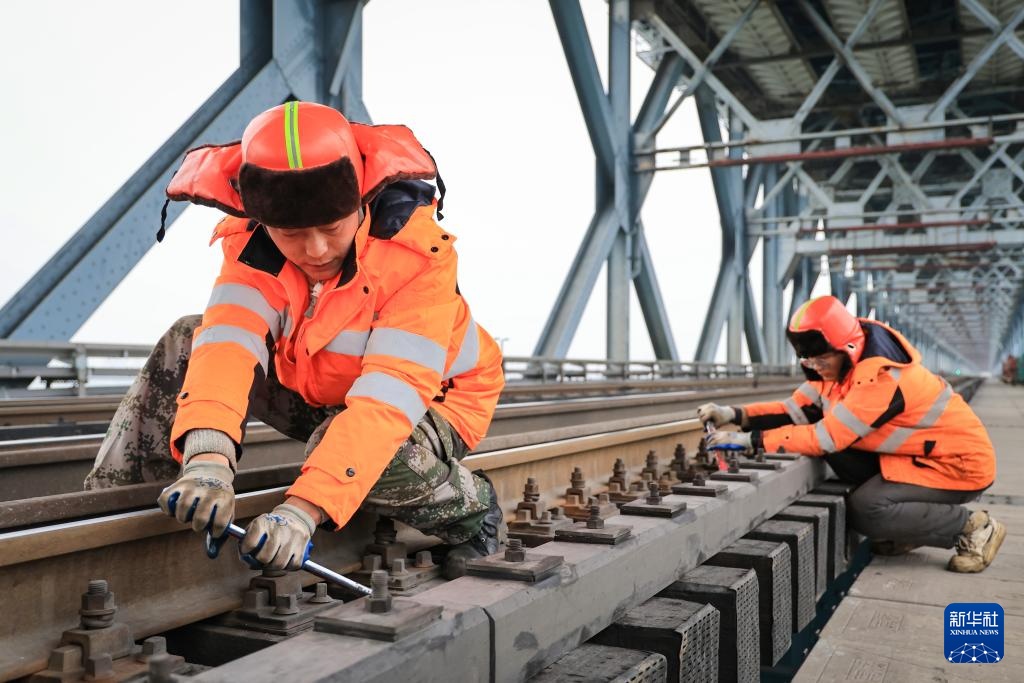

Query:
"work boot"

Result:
[[870, 540, 921, 556], [948, 510, 1006, 573], [443, 471, 505, 580]]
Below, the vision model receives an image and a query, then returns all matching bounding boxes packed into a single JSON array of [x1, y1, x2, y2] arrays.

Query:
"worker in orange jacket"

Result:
[[698, 296, 1004, 573], [85, 102, 505, 578]]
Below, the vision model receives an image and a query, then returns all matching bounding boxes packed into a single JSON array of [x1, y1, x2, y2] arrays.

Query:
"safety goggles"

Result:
[[799, 353, 839, 370]]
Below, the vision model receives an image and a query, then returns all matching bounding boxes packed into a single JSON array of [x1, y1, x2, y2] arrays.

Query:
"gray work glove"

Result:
[[240, 503, 316, 571], [697, 403, 737, 426], [705, 430, 753, 453], [157, 460, 235, 538]]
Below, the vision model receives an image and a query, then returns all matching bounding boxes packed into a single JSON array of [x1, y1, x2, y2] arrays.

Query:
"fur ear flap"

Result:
[[166, 142, 246, 216], [352, 124, 436, 204], [238, 156, 361, 228]]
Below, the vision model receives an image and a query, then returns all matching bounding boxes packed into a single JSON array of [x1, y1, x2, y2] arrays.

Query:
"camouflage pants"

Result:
[[85, 315, 492, 543]]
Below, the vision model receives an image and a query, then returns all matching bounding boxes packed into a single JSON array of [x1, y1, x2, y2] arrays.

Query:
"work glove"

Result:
[[157, 460, 235, 538], [697, 403, 737, 427], [240, 503, 316, 571], [705, 430, 753, 453]]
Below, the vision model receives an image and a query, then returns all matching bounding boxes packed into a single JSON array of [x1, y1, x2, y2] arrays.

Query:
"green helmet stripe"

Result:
[[284, 101, 303, 169]]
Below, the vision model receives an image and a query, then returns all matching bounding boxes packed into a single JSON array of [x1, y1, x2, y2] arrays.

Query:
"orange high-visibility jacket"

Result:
[[169, 183, 504, 528], [743, 320, 994, 491]]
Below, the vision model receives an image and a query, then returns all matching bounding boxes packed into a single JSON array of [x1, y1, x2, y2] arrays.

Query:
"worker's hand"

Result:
[[705, 430, 753, 453], [240, 503, 317, 571], [157, 460, 235, 538], [697, 403, 737, 426]]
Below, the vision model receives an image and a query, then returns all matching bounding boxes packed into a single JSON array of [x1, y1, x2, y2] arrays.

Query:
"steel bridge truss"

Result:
[[537, 0, 1024, 371], [4, 0, 1023, 374], [0, 0, 368, 342], [622, 0, 1024, 372]]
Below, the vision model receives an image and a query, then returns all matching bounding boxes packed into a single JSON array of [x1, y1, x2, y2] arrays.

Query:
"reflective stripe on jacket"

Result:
[[170, 185, 504, 527], [744, 321, 994, 491]]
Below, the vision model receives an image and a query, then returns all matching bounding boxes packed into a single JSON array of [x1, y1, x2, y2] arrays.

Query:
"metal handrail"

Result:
[[0, 340, 798, 398]]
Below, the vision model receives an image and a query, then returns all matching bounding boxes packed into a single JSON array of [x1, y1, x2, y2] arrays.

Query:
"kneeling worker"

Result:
[[698, 296, 1003, 573], [85, 102, 505, 578]]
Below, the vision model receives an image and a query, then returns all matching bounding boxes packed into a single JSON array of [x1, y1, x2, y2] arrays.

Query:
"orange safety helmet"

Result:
[[787, 296, 865, 365], [237, 101, 363, 229], [164, 101, 438, 235]]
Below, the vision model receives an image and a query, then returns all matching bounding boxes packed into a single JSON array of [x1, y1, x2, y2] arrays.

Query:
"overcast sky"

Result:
[[0, 1, 805, 361]]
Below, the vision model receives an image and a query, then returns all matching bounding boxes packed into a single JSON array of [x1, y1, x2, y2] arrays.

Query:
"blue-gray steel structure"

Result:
[[3, 0, 1023, 374], [0, 0, 367, 341]]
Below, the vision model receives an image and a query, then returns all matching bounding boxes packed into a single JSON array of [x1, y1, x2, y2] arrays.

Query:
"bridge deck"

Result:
[[796, 380, 1024, 681]]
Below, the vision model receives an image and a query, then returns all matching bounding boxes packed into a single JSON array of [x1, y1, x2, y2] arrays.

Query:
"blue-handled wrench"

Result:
[[208, 522, 372, 596], [165, 491, 371, 595]]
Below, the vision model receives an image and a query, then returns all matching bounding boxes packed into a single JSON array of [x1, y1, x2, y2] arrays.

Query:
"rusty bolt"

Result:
[[80, 579, 116, 629], [646, 481, 662, 505], [141, 636, 167, 657], [539, 510, 553, 523], [362, 554, 383, 571], [613, 458, 626, 476], [368, 570, 392, 613], [570, 467, 585, 489], [550, 507, 565, 520], [309, 582, 332, 604], [390, 558, 410, 576], [585, 505, 605, 529], [84, 653, 112, 681], [414, 550, 434, 568], [374, 517, 398, 545], [776, 445, 786, 454], [693, 473, 706, 486], [242, 588, 268, 611], [674, 443, 686, 459], [728, 455, 740, 474], [46, 645, 81, 673], [273, 593, 299, 616], [505, 538, 526, 563], [148, 654, 178, 683], [646, 450, 657, 467], [523, 477, 540, 502]]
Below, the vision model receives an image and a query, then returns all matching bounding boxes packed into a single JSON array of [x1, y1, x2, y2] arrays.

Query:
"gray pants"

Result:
[[826, 450, 983, 548]]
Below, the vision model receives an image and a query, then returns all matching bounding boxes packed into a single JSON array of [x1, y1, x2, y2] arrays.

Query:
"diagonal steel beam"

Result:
[[550, 0, 616, 181], [928, 5, 1024, 119], [651, 0, 760, 136], [643, 13, 759, 130], [0, 3, 279, 340], [796, 0, 904, 126], [960, 0, 1024, 62]]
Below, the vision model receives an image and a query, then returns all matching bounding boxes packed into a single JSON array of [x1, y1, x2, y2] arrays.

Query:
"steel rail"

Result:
[[1, 383, 796, 521], [0, 414, 718, 680]]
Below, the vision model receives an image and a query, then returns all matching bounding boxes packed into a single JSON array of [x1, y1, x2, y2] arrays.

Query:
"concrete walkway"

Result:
[[795, 380, 1024, 682]]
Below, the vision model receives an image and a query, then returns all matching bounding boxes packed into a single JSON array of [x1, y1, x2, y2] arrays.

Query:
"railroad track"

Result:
[[0, 381, 797, 505], [0, 376, 984, 681]]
